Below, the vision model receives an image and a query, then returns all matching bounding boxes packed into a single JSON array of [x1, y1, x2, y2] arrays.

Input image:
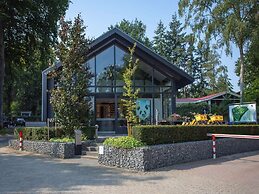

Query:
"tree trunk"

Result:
[[239, 45, 245, 104], [0, 21, 5, 128], [127, 122, 132, 136]]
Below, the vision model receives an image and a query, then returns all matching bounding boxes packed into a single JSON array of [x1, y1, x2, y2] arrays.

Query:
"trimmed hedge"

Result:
[[103, 136, 145, 149], [14, 127, 64, 141], [132, 125, 259, 145], [14, 126, 96, 141]]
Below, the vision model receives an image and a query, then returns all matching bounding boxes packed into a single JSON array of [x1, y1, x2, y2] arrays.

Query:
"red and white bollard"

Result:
[[19, 131, 23, 151], [212, 135, 216, 159]]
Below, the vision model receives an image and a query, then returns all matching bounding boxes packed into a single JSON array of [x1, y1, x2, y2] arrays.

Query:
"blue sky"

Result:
[[66, 0, 239, 92]]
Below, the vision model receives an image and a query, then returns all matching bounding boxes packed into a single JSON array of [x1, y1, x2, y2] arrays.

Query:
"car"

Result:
[[15, 118, 26, 127]]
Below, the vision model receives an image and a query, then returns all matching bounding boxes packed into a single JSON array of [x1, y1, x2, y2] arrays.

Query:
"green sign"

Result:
[[229, 103, 257, 123]]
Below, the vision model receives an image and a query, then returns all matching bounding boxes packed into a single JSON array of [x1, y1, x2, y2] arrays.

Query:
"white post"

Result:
[[155, 109, 159, 125], [95, 124, 99, 139]]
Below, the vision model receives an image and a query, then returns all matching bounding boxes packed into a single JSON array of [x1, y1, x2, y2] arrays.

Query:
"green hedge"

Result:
[[14, 127, 64, 141], [14, 126, 96, 141], [132, 125, 259, 145], [103, 136, 145, 149]]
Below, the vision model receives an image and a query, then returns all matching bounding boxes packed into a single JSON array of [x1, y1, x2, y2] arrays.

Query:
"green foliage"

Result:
[[0, 0, 69, 126], [166, 14, 186, 67], [14, 127, 65, 141], [133, 125, 259, 145], [152, 14, 231, 98], [153, 20, 167, 58], [121, 43, 140, 132], [80, 126, 96, 140], [109, 18, 152, 48], [49, 137, 74, 143], [178, 0, 258, 102], [176, 101, 231, 121], [50, 15, 92, 137], [176, 103, 209, 118], [103, 136, 145, 149], [14, 126, 96, 142], [0, 128, 11, 135], [244, 24, 259, 105]]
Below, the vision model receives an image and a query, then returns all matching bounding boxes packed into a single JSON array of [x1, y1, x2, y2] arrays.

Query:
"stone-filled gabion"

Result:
[[9, 140, 75, 159], [98, 138, 259, 171]]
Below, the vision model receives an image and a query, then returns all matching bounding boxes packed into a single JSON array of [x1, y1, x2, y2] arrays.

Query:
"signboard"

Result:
[[136, 99, 151, 123], [229, 103, 257, 123], [99, 146, 104, 155]]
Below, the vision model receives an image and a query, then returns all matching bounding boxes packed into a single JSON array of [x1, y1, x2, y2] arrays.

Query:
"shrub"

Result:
[[14, 126, 96, 141], [14, 127, 65, 141], [103, 136, 145, 149], [49, 137, 74, 143], [0, 128, 10, 135], [80, 126, 96, 140], [132, 125, 259, 145]]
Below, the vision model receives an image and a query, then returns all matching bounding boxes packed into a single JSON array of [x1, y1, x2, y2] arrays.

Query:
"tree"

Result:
[[50, 15, 92, 137], [0, 0, 69, 127], [166, 14, 187, 68], [121, 43, 139, 136], [179, 0, 258, 103], [153, 20, 168, 58], [108, 18, 152, 48], [241, 24, 259, 104]]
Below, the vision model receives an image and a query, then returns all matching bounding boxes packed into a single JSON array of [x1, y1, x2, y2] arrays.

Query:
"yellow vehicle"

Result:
[[182, 114, 208, 125], [207, 115, 224, 125], [182, 114, 224, 125]]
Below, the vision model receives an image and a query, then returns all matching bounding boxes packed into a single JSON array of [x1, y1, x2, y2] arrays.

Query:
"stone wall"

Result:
[[9, 140, 74, 159], [98, 138, 259, 171]]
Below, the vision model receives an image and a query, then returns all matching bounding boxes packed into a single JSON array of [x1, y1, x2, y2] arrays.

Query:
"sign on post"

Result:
[[99, 146, 104, 155], [229, 103, 257, 123]]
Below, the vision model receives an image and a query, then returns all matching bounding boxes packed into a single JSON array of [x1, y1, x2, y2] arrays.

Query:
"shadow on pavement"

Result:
[[0, 148, 165, 193], [0, 135, 14, 148], [155, 150, 259, 172]]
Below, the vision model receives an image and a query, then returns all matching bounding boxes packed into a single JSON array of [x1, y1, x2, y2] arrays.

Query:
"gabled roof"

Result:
[[88, 28, 194, 88], [176, 91, 240, 104], [44, 28, 194, 88], [42, 61, 61, 76]]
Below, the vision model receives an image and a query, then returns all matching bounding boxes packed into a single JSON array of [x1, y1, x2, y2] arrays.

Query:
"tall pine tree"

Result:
[[153, 20, 168, 59]]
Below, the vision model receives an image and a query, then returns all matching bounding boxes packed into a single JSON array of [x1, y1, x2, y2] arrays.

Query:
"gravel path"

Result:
[[1, 138, 259, 194]]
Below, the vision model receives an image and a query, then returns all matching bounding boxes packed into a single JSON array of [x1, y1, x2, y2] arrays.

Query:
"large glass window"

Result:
[[134, 60, 153, 93], [96, 46, 115, 92], [162, 88, 173, 119], [115, 46, 127, 92], [85, 57, 95, 92]]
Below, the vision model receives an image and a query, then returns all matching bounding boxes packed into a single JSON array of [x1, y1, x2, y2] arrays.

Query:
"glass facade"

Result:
[[86, 44, 176, 132]]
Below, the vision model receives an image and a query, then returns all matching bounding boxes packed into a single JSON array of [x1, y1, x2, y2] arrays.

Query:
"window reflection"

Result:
[[84, 44, 177, 123], [85, 57, 95, 92], [96, 46, 115, 92], [115, 46, 127, 87]]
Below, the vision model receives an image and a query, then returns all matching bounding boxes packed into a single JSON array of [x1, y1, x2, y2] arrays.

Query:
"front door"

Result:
[[96, 98, 115, 131]]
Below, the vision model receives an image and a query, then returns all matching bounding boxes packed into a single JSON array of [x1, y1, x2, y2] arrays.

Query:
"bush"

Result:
[[132, 125, 259, 145], [14, 126, 96, 141], [49, 137, 74, 143], [80, 126, 96, 140], [14, 127, 65, 141], [0, 128, 9, 135], [103, 136, 145, 149]]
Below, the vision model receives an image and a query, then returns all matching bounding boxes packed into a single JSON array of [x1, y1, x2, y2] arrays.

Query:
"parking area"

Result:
[[1, 136, 259, 194]]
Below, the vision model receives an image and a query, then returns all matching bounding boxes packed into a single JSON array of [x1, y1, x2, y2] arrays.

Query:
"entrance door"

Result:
[[96, 98, 115, 131]]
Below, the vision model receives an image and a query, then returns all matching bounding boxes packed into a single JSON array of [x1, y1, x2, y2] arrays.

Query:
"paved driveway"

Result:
[[1, 137, 259, 194]]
